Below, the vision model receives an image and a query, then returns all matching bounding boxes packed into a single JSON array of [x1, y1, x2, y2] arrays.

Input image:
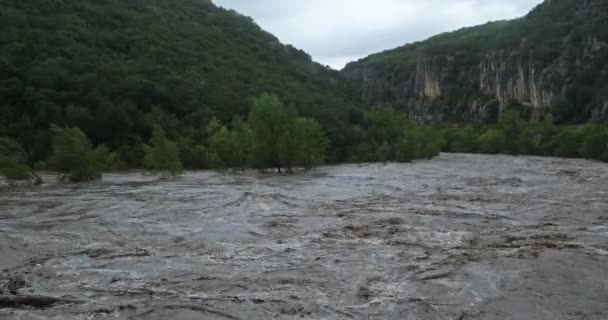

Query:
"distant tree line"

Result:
[[0, 93, 447, 184], [0, 94, 330, 183], [1, 93, 607, 185], [441, 111, 608, 161]]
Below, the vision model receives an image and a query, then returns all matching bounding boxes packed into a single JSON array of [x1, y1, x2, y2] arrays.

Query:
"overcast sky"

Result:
[[212, 0, 543, 70]]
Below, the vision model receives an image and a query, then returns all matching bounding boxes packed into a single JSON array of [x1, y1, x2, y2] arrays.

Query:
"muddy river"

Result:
[[1, 154, 607, 319]]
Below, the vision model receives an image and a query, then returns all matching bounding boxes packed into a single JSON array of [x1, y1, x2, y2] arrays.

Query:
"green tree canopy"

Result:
[[48, 125, 118, 182], [248, 93, 297, 172], [292, 118, 328, 170], [0, 137, 41, 183], [143, 126, 183, 176]]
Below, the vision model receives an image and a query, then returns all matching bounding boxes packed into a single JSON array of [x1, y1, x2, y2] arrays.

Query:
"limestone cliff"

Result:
[[343, 0, 608, 123]]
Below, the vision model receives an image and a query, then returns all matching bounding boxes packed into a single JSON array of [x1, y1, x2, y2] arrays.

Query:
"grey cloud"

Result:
[[213, 0, 543, 69]]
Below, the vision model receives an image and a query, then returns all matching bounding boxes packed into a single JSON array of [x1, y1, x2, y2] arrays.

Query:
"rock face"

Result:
[[343, 0, 608, 123]]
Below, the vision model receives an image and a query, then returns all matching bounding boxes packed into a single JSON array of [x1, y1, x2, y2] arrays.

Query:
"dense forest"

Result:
[[0, 0, 363, 167], [1, 0, 607, 184]]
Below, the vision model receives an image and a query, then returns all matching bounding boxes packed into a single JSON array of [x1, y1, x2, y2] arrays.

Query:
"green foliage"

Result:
[[498, 111, 525, 154], [477, 129, 506, 154], [209, 124, 234, 168], [206, 94, 328, 172], [1, 0, 606, 171], [33, 161, 47, 171], [578, 126, 608, 160], [90, 145, 124, 172], [48, 125, 117, 182], [0, 137, 32, 181], [276, 131, 300, 173], [395, 126, 445, 162], [207, 117, 253, 171], [248, 93, 296, 171], [394, 136, 416, 163], [364, 104, 409, 147], [436, 117, 607, 163], [230, 118, 254, 170], [550, 127, 584, 158], [275, 117, 328, 171], [0, 0, 361, 167], [291, 118, 328, 169], [442, 126, 478, 153], [143, 126, 183, 176], [416, 127, 447, 159], [349, 105, 445, 163]]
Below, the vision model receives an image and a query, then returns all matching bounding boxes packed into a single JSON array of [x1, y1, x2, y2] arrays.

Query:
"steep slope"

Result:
[[0, 0, 360, 163], [342, 0, 608, 123]]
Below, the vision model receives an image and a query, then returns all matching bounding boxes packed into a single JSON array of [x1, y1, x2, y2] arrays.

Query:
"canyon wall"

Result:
[[343, 0, 608, 123]]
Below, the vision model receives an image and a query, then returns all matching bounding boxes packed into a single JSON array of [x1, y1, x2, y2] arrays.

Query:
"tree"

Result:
[[394, 126, 444, 162], [518, 125, 545, 155], [276, 117, 327, 173], [89, 145, 124, 172], [498, 110, 525, 154], [363, 104, 409, 157], [443, 126, 478, 153], [207, 117, 252, 171], [372, 141, 389, 164], [277, 130, 300, 173], [248, 93, 296, 172], [230, 117, 253, 171], [417, 127, 445, 159], [48, 125, 113, 182], [208, 123, 233, 168], [143, 126, 183, 176], [292, 117, 327, 170], [394, 135, 416, 163], [477, 129, 506, 154], [550, 127, 583, 158], [578, 126, 608, 160], [0, 137, 42, 184]]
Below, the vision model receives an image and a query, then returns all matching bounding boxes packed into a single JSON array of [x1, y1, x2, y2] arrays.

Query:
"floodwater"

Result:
[[0, 154, 607, 320]]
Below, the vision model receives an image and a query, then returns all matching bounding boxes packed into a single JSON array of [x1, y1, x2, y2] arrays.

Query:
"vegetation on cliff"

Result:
[[343, 0, 608, 123]]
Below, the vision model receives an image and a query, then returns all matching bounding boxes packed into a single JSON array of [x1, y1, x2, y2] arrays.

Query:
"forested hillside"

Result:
[[0, 0, 361, 165], [1, 0, 607, 181], [343, 0, 608, 123]]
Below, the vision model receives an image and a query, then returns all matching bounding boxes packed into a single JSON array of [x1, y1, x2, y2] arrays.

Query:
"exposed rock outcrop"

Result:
[[343, 0, 608, 123]]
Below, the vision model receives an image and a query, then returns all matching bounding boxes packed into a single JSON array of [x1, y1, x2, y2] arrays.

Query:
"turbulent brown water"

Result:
[[1, 154, 607, 320]]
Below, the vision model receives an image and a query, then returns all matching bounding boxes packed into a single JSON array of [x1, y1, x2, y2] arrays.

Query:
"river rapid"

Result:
[[1, 154, 607, 319]]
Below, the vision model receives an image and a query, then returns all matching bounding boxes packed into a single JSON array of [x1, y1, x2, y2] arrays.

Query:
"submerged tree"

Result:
[[207, 117, 253, 172], [89, 145, 125, 172], [394, 134, 416, 163], [578, 126, 608, 160], [550, 127, 584, 158], [48, 125, 119, 182], [230, 117, 253, 171], [292, 117, 328, 170], [394, 126, 444, 163], [248, 93, 296, 172], [477, 129, 506, 154], [143, 126, 183, 176], [248, 94, 328, 173], [208, 123, 233, 168], [0, 137, 43, 184]]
